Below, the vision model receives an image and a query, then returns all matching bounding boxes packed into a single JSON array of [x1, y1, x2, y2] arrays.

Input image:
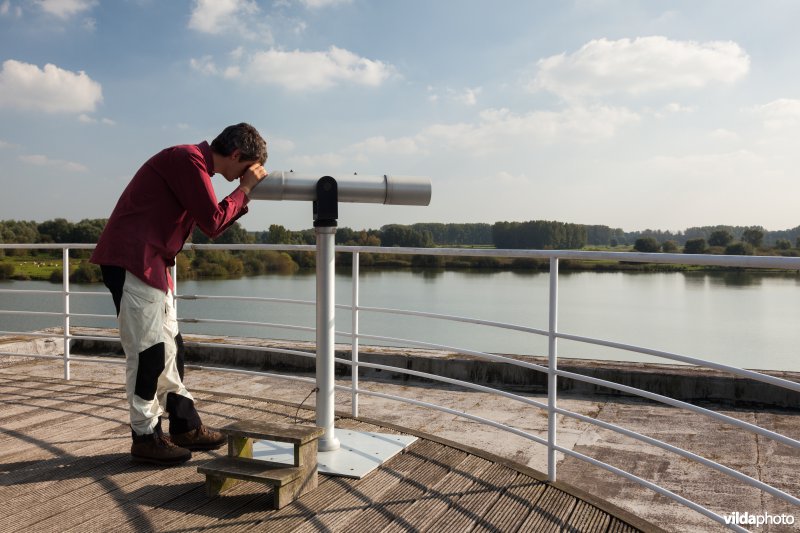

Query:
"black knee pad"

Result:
[[135, 342, 165, 401]]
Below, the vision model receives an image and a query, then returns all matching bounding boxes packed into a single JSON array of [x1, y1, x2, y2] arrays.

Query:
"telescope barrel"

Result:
[[248, 170, 431, 206]]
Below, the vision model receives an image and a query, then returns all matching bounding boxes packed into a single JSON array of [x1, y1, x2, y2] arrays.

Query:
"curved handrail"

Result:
[[1, 241, 798, 530]]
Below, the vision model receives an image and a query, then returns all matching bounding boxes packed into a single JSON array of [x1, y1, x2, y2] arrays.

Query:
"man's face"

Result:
[[223, 150, 260, 182], [226, 158, 259, 182]]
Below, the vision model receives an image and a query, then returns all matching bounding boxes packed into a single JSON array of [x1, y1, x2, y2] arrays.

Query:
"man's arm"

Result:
[[165, 149, 254, 239]]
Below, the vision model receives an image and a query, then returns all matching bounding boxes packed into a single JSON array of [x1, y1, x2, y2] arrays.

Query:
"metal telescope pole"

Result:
[[313, 176, 340, 452], [247, 171, 431, 477]]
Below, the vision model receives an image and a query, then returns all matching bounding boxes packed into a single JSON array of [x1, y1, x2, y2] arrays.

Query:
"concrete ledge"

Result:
[[69, 327, 800, 409]]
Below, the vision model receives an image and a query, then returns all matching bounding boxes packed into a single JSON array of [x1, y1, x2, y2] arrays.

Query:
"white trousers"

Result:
[[117, 272, 194, 435]]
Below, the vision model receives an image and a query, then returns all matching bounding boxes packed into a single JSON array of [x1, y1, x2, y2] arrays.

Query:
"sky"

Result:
[[2, 0, 800, 233]]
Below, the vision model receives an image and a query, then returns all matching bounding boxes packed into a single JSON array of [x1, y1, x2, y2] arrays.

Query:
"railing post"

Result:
[[62, 247, 71, 380], [351, 251, 360, 417], [172, 263, 178, 312], [547, 256, 558, 481]]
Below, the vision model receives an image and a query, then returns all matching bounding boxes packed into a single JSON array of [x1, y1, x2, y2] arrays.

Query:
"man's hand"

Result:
[[238, 163, 268, 197]]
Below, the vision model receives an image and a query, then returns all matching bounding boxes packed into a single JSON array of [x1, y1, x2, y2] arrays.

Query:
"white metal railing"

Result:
[[1, 242, 800, 531]]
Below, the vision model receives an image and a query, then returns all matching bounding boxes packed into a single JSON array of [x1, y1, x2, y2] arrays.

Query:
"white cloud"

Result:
[[19, 153, 87, 172], [663, 102, 695, 114], [750, 98, 800, 130], [268, 137, 296, 152], [427, 92, 438, 103], [188, 0, 269, 40], [646, 102, 696, 119], [223, 66, 241, 79], [349, 136, 422, 157], [457, 87, 482, 106], [494, 171, 530, 186], [78, 113, 115, 125], [531, 36, 750, 100], [709, 128, 739, 142], [190, 55, 219, 75], [0, 59, 103, 113], [287, 151, 347, 169], [35, 0, 96, 19], [421, 106, 640, 152], [229, 46, 245, 61], [428, 86, 483, 106], [297, 0, 352, 8], [292, 20, 307, 35], [301, 105, 639, 166], [0, 1, 10, 16], [230, 46, 395, 90], [647, 150, 764, 183]]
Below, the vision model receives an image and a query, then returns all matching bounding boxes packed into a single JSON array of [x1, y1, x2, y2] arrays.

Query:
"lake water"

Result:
[[1, 269, 799, 371]]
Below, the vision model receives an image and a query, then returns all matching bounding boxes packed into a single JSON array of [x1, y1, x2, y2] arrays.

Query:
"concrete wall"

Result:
[[72, 332, 800, 410]]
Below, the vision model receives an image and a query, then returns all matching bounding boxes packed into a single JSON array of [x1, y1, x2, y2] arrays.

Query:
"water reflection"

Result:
[[682, 270, 800, 288]]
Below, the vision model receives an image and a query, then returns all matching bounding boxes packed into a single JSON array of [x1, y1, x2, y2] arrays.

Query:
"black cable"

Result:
[[295, 387, 319, 424]]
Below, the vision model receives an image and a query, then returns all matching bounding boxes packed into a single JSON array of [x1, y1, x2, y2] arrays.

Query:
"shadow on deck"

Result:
[[0, 373, 662, 532]]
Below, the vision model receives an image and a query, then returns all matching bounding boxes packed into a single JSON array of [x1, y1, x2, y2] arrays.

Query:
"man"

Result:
[[91, 123, 268, 465]]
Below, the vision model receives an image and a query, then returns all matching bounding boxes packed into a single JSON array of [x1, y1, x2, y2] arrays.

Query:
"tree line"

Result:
[[4, 217, 800, 251], [3, 217, 800, 282]]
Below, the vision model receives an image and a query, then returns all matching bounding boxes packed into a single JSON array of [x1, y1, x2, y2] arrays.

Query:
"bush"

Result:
[[661, 240, 679, 253], [725, 242, 753, 255], [71, 261, 102, 283], [223, 257, 244, 278], [683, 238, 707, 254], [708, 230, 733, 247], [176, 253, 193, 279], [633, 237, 660, 253], [262, 251, 298, 273], [197, 263, 229, 277], [0, 263, 14, 279], [50, 268, 63, 283]]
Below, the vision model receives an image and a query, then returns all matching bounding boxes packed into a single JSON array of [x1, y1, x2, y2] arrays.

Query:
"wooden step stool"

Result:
[[197, 420, 325, 509]]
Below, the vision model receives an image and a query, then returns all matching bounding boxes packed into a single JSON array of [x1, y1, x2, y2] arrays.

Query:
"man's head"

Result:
[[211, 123, 268, 181]]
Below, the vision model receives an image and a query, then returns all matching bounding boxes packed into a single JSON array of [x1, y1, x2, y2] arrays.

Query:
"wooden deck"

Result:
[[0, 373, 657, 532]]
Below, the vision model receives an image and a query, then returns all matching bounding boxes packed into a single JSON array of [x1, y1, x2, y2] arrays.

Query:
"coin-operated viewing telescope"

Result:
[[250, 170, 431, 225], [249, 171, 431, 458]]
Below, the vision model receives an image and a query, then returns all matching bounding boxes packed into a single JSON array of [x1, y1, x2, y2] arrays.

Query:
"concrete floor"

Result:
[[2, 337, 799, 533]]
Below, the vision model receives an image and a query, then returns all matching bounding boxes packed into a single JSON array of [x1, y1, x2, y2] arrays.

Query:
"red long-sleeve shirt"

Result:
[[91, 141, 249, 291]]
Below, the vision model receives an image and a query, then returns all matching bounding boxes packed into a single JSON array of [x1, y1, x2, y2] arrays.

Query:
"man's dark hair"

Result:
[[211, 123, 267, 165]]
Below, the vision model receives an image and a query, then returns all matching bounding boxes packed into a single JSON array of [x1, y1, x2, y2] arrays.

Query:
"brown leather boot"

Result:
[[131, 426, 192, 466], [171, 424, 226, 451]]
